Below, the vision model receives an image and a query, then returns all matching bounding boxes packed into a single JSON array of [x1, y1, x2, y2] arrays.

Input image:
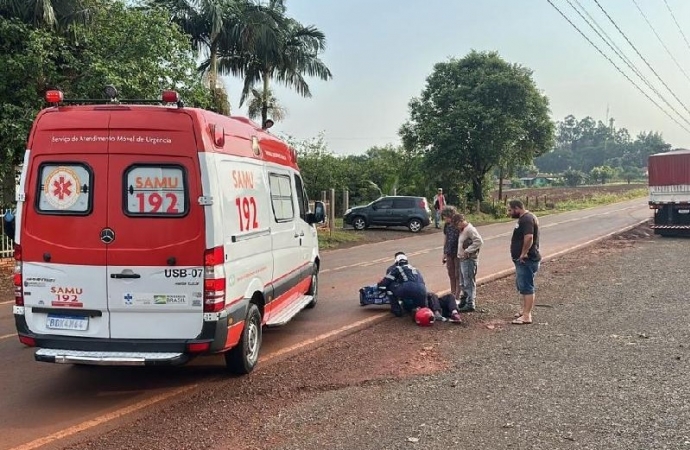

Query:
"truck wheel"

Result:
[[306, 271, 318, 309], [225, 303, 262, 375], [408, 218, 423, 233], [352, 216, 367, 230]]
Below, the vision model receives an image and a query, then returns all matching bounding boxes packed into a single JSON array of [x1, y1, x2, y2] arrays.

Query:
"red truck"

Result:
[[648, 149, 690, 236]]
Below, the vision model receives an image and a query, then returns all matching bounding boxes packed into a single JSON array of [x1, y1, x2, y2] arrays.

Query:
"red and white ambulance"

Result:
[[12, 88, 325, 374]]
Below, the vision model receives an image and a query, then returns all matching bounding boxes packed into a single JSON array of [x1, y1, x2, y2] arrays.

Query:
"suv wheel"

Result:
[[408, 218, 423, 233], [352, 216, 367, 230]]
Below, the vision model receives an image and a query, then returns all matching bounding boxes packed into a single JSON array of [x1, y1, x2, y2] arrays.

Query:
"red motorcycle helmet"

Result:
[[414, 307, 435, 327]]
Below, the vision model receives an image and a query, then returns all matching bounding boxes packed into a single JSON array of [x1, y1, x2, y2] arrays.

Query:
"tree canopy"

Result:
[[535, 114, 672, 174], [400, 50, 555, 203], [0, 0, 333, 204]]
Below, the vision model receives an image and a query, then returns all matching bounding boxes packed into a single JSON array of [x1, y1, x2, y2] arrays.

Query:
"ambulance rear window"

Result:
[[35, 163, 93, 215], [124, 165, 188, 217]]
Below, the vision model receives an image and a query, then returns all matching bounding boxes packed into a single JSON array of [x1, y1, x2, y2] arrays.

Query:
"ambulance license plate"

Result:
[[46, 315, 89, 331]]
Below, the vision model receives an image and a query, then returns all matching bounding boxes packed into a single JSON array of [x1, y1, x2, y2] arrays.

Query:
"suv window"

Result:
[[392, 198, 415, 209], [373, 199, 393, 210], [36, 163, 93, 215], [124, 165, 188, 217]]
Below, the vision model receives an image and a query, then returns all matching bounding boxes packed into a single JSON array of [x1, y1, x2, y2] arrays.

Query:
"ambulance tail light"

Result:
[[13, 244, 23, 307], [19, 335, 35, 347], [203, 246, 226, 313], [186, 342, 211, 353]]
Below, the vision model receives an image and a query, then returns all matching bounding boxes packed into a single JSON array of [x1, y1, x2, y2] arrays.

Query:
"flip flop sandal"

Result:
[[513, 312, 523, 319], [511, 317, 532, 325]]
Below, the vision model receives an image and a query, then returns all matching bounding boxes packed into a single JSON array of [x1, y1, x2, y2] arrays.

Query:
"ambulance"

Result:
[[11, 88, 326, 374]]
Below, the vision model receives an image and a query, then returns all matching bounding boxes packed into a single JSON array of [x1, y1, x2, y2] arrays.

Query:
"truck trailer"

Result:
[[648, 149, 690, 236]]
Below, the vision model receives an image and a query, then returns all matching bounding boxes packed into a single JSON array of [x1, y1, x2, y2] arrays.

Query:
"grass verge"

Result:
[[317, 227, 364, 250]]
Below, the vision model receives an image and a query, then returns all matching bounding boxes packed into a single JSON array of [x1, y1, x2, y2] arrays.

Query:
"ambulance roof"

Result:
[[29, 104, 298, 169]]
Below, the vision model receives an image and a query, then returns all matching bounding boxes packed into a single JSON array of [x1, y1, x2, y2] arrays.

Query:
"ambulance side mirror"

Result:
[[308, 201, 326, 225]]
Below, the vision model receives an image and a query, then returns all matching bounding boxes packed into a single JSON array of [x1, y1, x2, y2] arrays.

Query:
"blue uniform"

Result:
[[377, 262, 427, 316]]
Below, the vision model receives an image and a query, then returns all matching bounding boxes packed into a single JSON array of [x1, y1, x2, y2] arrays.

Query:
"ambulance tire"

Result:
[[225, 303, 262, 375], [306, 271, 318, 309]]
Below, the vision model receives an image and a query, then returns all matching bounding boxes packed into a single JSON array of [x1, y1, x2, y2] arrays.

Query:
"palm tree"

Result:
[[147, 0, 235, 93], [213, 7, 333, 126], [247, 88, 287, 123], [0, 0, 92, 30], [149, 0, 284, 106]]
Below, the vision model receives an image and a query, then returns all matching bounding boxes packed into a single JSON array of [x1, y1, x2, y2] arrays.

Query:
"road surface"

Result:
[[0, 198, 649, 450]]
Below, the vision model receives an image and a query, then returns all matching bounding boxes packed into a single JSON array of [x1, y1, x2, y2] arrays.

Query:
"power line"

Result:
[[566, 0, 690, 128], [573, 0, 630, 66], [544, 0, 690, 133], [662, 0, 690, 56], [592, 0, 690, 118], [632, 0, 690, 84], [573, 0, 661, 93]]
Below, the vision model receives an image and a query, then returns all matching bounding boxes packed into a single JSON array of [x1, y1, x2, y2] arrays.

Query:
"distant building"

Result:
[[518, 175, 557, 188]]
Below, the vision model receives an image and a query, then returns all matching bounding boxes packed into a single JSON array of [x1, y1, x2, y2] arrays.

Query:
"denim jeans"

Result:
[[434, 210, 441, 228], [460, 258, 478, 305], [513, 259, 540, 295], [445, 256, 461, 297]]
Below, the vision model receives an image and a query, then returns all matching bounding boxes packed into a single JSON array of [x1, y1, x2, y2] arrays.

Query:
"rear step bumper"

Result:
[[35, 348, 188, 366]]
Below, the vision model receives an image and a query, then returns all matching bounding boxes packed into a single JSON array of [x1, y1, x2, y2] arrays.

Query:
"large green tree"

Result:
[[0, 1, 211, 202], [400, 51, 554, 204], [68, 1, 212, 103], [0, 0, 92, 30], [0, 18, 74, 204]]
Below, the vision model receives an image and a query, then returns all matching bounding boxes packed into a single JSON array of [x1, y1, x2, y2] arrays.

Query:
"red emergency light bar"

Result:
[[42, 88, 184, 108], [161, 90, 179, 103], [45, 90, 64, 104]]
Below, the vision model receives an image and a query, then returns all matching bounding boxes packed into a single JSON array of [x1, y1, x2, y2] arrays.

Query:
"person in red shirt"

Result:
[[432, 188, 446, 229]]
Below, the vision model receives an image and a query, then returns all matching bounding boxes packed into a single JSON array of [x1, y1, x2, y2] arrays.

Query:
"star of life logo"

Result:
[[44, 167, 81, 210]]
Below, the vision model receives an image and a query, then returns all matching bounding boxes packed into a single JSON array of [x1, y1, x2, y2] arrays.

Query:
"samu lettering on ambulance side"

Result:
[[232, 170, 254, 189], [135, 177, 179, 189]]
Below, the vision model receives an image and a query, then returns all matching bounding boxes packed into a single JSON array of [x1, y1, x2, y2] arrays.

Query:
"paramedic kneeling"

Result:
[[378, 252, 428, 317]]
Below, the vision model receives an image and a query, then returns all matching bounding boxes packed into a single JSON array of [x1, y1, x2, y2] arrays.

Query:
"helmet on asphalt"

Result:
[[414, 307, 435, 327]]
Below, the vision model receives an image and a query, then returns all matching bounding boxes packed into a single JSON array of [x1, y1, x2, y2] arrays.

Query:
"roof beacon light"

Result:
[[45, 90, 64, 104], [104, 85, 118, 100], [162, 90, 179, 103]]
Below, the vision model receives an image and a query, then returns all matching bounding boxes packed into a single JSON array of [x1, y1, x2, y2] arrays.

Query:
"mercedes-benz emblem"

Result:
[[100, 228, 115, 244]]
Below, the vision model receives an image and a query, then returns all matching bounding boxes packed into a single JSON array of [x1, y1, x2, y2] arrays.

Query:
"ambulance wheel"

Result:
[[352, 216, 367, 230], [408, 218, 423, 233], [225, 303, 262, 375], [306, 271, 318, 309]]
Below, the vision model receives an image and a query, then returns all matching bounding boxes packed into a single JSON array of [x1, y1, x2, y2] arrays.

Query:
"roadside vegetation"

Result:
[[317, 183, 648, 251]]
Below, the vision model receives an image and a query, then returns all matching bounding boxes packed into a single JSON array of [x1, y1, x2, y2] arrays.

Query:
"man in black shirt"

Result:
[[508, 200, 541, 325]]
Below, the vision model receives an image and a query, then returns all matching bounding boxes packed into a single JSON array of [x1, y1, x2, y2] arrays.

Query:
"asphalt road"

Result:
[[0, 198, 650, 450]]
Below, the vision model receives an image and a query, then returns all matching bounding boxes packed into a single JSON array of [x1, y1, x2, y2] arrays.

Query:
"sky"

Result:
[[220, 0, 690, 155]]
